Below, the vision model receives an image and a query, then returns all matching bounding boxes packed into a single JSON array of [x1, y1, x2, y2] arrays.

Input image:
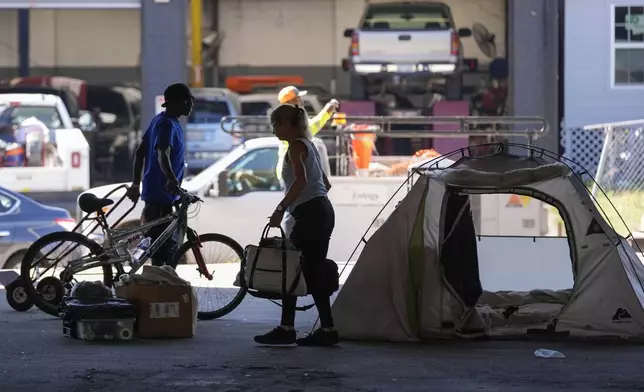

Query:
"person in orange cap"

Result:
[[275, 86, 338, 182]]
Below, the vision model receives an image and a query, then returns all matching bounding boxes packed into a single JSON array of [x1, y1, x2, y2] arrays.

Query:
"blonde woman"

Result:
[[275, 85, 338, 181], [275, 87, 337, 238], [255, 103, 337, 347]]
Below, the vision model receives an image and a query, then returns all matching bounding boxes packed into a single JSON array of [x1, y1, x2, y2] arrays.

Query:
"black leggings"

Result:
[[281, 196, 335, 328]]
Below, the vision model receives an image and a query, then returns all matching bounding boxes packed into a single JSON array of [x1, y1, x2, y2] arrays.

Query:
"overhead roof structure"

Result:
[[3, 0, 187, 129]]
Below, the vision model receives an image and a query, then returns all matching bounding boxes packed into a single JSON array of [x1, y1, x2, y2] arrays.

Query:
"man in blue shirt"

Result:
[[125, 83, 192, 267]]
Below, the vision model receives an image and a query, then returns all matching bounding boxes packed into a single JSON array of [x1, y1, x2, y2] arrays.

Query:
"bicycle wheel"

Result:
[[171, 233, 247, 320], [20, 231, 113, 317]]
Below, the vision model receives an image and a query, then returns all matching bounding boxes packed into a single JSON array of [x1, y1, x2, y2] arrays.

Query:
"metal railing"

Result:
[[220, 114, 549, 176], [221, 114, 548, 137]]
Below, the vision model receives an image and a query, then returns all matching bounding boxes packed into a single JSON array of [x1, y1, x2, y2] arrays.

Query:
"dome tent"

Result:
[[332, 143, 644, 341]]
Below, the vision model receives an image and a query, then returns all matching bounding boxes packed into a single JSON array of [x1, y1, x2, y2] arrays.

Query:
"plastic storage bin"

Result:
[[59, 296, 137, 341], [65, 318, 135, 341]]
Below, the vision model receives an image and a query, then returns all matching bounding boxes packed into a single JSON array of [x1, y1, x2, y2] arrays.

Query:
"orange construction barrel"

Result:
[[351, 133, 374, 170]]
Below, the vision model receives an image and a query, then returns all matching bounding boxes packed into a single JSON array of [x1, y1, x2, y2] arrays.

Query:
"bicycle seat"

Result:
[[78, 193, 114, 214]]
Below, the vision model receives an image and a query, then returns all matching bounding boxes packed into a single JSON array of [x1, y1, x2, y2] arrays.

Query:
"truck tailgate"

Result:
[[357, 30, 453, 63]]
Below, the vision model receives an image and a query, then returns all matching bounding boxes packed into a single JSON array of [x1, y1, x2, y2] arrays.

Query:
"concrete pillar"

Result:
[[140, 0, 188, 129], [507, 0, 560, 153], [18, 9, 29, 77], [207, 0, 218, 87]]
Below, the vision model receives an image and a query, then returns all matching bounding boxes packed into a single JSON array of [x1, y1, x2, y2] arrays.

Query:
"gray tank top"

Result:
[[281, 138, 327, 212]]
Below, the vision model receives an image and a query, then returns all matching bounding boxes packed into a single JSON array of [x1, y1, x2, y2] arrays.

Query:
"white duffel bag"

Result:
[[233, 225, 308, 298]]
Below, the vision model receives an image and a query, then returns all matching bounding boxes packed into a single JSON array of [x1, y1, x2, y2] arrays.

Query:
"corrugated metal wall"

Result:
[[0, 9, 140, 70], [29, 9, 140, 68], [218, 0, 506, 68], [0, 11, 18, 68], [219, 0, 342, 66], [0, 0, 509, 91]]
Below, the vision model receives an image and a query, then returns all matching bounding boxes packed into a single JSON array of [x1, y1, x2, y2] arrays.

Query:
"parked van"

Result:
[[185, 88, 244, 174]]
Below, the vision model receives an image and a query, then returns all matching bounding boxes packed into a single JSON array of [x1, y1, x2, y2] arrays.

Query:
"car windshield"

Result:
[[227, 147, 278, 173], [0, 105, 62, 129], [189, 99, 231, 124], [0, 192, 17, 214], [241, 101, 273, 116], [362, 3, 452, 30]]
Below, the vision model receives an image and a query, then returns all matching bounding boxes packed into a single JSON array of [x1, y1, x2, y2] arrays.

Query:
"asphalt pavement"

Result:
[[2, 277, 644, 391], [3, 197, 644, 391]]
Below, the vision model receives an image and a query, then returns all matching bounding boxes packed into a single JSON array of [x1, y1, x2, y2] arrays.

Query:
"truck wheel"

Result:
[[444, 74, 464, 100]]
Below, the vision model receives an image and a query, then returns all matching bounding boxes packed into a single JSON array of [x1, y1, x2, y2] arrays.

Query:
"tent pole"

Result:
[[591, 125, 612, 197]]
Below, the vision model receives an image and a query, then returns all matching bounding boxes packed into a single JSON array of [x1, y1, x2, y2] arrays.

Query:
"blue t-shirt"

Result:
[[141, 112, 185, 204]]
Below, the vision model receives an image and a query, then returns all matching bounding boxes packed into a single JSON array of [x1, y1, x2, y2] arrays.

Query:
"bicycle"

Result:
[[20, 186, 247, 319]]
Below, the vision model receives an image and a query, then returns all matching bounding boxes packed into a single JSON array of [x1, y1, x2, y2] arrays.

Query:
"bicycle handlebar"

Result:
[[176, 188, 203, 207]]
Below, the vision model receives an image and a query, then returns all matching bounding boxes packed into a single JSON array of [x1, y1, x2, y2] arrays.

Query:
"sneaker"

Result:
[[254, 327, 296, 345], [296, 329, 339, 347]]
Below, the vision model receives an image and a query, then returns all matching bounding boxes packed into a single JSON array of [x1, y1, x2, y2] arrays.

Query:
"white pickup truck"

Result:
[[0, 93, 90, 193], [342, 1, 473, 99], [76, 137, 420, 261], [77, 135, 551, 262]]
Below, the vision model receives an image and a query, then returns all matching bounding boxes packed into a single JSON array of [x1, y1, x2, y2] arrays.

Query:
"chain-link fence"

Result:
[[562, 121, 644, 236], [590, 121, 644, 235]]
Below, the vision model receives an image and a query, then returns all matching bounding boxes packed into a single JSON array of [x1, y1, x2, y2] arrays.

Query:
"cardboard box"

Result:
[[115, 282, 197, 338]]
